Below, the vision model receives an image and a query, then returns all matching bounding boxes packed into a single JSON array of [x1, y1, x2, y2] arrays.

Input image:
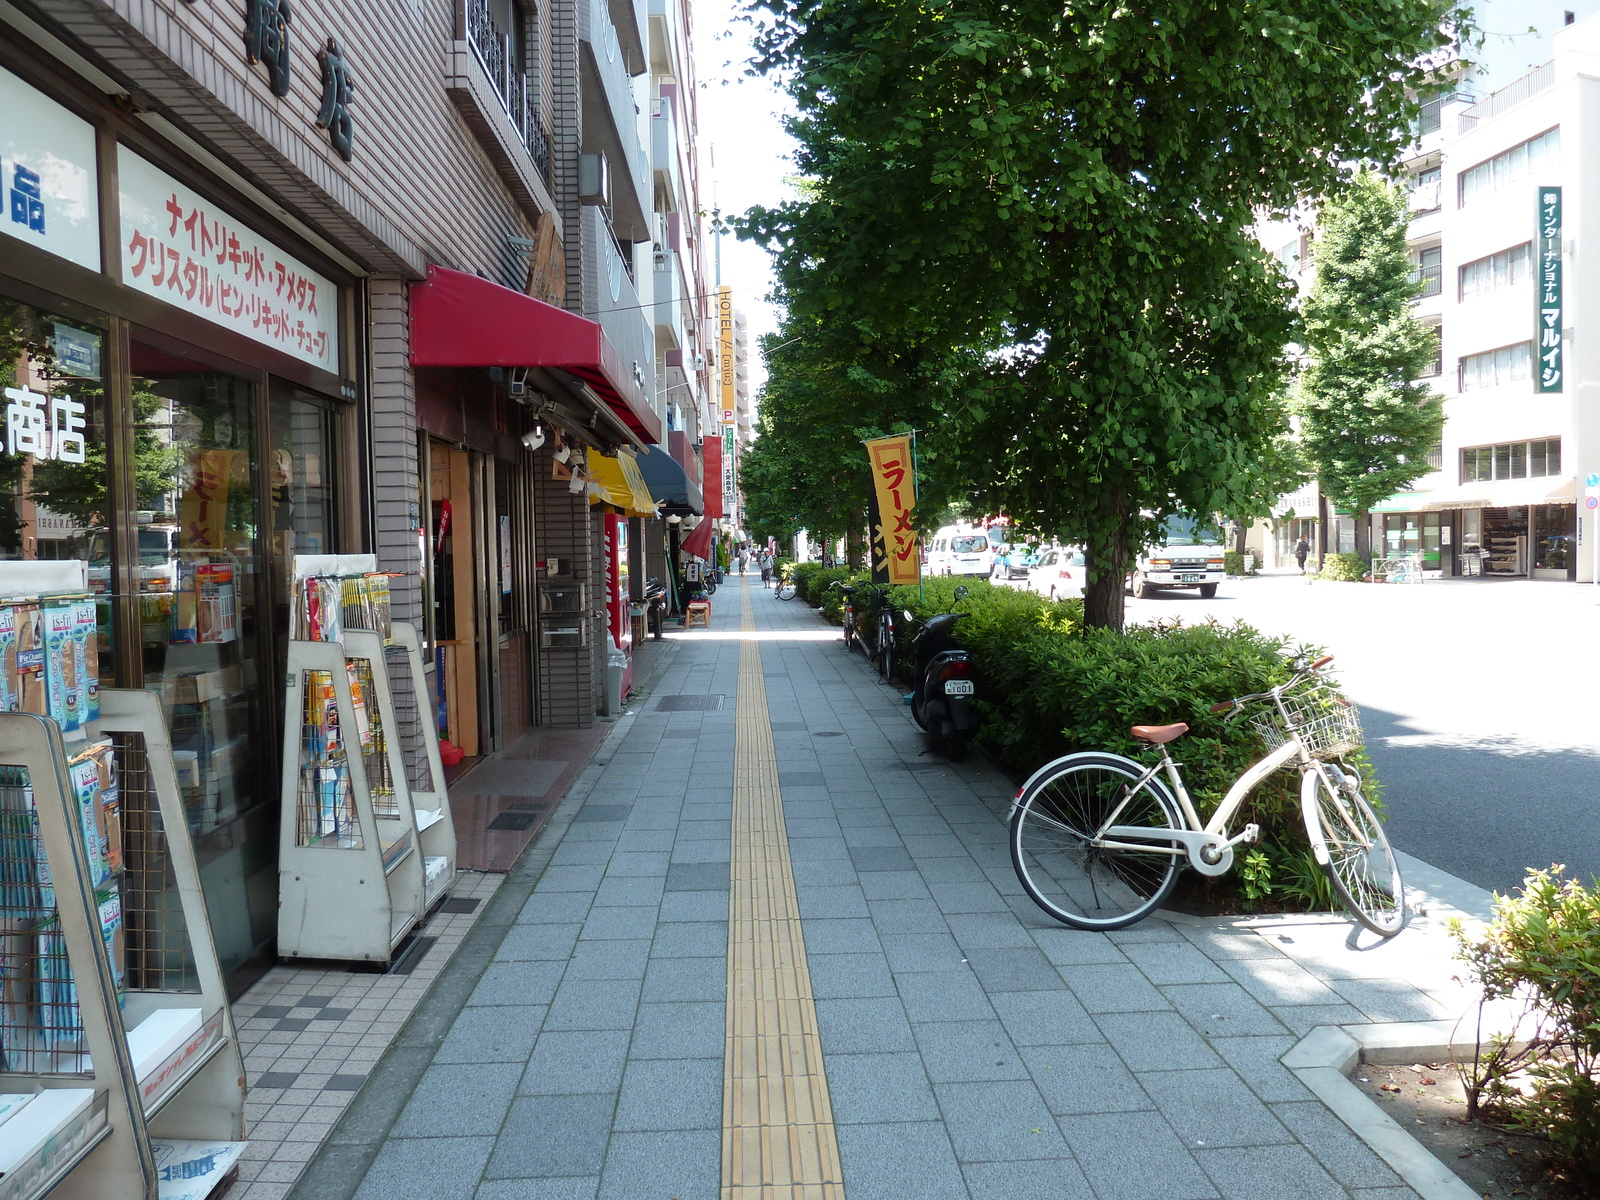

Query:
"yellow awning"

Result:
[[587, 449, 657, 517]]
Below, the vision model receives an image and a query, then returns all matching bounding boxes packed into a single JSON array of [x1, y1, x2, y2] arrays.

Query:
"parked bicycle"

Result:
[[1008, 655, 1403, 936], [775, 564, 797, 601]]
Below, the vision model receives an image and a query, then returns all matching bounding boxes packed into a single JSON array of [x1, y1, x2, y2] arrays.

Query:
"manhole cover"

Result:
[[487, 810, 537, 831], [656, 694, 727, 711]]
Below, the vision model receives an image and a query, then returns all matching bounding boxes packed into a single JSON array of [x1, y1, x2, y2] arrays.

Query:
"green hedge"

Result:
[[875, 577, 1381, 912], [1317, 552, 1365, 582], [1223, 550, 1256, 577]]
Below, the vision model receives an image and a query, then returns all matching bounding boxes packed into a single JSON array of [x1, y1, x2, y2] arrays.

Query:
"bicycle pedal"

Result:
[[1242, 823, 1261, 845]]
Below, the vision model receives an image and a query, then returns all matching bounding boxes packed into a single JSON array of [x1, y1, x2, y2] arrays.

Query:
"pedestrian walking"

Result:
[[1295, 535, 1310, 575], [737, 549, 748, 575], [760, 552, 773, 587]]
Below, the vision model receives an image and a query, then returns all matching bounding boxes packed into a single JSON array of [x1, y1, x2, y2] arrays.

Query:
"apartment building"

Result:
[[1259, 2, 1600, 581]]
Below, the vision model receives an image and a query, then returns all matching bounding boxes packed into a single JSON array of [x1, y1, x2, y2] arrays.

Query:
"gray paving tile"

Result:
[[485, 1093, 616, 1179], [815, 997, 917, 1053], [519, 1030, 631, 1094], [542, 979, 643, 1031], [1062, 1110, 1220, 1200], [1023, 1043, 1153, 1115], [669, 839, 732, 863], [835, 1121, 968, 1200], [914, 856, 990, 884], [390, 1062, 522, 1137], [650, 921, 726, 958], [801, 918, 883, 954], [475, 1178, 598, 1200], [564, 938, 652, 981], [596, 1130, 720, 1200], [628, 1000, 725, 1059], [532, 863, 609, 892], [824, 1051, 940, 1123], [858, 871, 932, 900], [913, 1018, 1028, 1083], [1177, 925, 1283, 961], [925, 880, 1011, 914], [903, 834, 968, 857], [881, 933, 968, 973], [1207, 1036, 1312, 1103], [1031, 927, 1130, 966], [1328, 978, 1452, 1022], [1057, 964, 1172, 1013], [1194, 1144, 1344, 1200], [494, 922, 582, 962], [945, 911, 1037, 950], [641, 954, 726, 1003], [788, 859, 859, 886], [435, 1005, 545, 1064], [1139, 1068, 1295, 1149], [663, 861, 729, 892], [468, 962, 565, 1008], [844, 824, 908, 847], [988, 989, 1101, 1047], [517, 891, 594, 925], [593, 875, 665, 907], [1220, 955, 1346, 1005], [934, 1079, 1071, 1162], [788, 837, 852, 861], [1268, 1003, 1371, 1036], [808, 952, 898, 999], [604, 851, 671, 877], [795, 884, 871, 918], [1161, 983, 1290, 1037], [576, 905, 659, 941], [1120, 940, 1235, 985], [963, 947, 1063, 993], [850, 845, 915, 872], [962, 1158, 1095, 1200], [659, 890, 729, 922], [354, 1137, 495, 1200], [897, 971, 996, 1022], [1095, 1011, 1224, 1072], [1272, 1101, 1404, 1188], [612, 1058, 722, 1131]]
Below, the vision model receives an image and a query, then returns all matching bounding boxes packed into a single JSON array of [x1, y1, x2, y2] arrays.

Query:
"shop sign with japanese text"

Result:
[[118, 147, 339, 372], [1537, 186, 1563, 394], [0, 66, 100, 271], [865, 435, 920, 585], [717, 285, 735, 413]]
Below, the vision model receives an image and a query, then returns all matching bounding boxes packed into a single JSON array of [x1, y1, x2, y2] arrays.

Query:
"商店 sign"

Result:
[[1537, 186, 1563, 393], [0, 66, 100, 271], [119, 147, 339, 372]]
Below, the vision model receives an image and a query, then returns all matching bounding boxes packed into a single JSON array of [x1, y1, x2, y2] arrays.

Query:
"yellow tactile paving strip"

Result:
[[723, 578, 846, 1200]]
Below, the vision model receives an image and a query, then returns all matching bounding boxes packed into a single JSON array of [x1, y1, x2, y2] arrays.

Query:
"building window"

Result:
[[1459, 341, 1532, 391], [1409, 167, 1442, 214], [1459, 243, 1531, 300], [1423, 325, 1443, 377], [1461, 437, 1561, 483], [1409, 245, 1442, 297], [1426, 441, 1444, 470], [1276, 240, 1298, 271], [1459, 129, 1559, 206]]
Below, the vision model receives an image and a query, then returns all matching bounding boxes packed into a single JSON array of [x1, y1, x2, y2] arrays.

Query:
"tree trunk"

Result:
[[1233, 519, 1247, 555], [1082, 487, 1132, 631], [845, 515, 862, 570], [1353, 509, 1372, 568]]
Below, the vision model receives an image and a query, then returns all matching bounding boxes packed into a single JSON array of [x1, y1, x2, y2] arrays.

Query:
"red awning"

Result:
[[409, 265, 661, 444]]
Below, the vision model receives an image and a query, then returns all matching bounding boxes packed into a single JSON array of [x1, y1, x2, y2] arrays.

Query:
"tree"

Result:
[[1295, 171, 1445, 564], [740, 0, 1464, 629]]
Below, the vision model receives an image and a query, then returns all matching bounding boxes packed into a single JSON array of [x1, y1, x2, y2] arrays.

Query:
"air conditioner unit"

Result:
[[578, 153, 612, 208]]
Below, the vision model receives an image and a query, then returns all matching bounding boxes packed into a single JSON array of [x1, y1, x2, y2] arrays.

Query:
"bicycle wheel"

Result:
[[842, 611, 855, 652], [877, 611, 895, 679], [1011, 753, 1184, 930], [777, 581, 795, 600], [1300, 765, 1404, 937]]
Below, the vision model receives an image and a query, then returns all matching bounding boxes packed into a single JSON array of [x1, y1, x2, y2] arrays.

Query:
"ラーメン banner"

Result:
[[865, 435, 920, 585]]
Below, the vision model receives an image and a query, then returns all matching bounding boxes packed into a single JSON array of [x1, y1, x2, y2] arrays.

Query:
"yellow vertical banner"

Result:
[[865, 435, 920, 585], [179, 448, 237, 550]]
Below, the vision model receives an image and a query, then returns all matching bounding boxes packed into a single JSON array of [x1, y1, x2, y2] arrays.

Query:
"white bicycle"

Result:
[[1008, 655, 1404, 936]]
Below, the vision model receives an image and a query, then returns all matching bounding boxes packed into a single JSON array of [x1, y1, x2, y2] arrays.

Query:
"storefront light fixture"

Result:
[[667, 513, 682, 524], [522, 423, 546, 450]]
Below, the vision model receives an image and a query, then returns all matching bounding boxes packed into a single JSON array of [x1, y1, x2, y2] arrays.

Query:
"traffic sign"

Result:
[[1587, 496, 1598, 510], [1588, 472, 1599, 488]]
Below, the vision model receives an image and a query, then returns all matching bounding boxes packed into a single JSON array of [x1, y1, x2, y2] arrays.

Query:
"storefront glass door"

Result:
[[1383, 513, 1441, 570]]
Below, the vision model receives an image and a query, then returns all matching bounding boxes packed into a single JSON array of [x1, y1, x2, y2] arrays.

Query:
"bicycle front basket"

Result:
[[1247, 681, 1363, 760]]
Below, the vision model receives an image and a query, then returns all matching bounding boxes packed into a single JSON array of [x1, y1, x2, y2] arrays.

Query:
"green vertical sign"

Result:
[[1537, 186, 1563, 393]]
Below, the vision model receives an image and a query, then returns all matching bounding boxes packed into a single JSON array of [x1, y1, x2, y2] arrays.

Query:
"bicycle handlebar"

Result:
[[1215, 655, 1336, 717]]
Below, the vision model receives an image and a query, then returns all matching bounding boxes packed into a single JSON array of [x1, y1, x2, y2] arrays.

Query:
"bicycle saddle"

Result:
[[1131, 723, 1188, 744]]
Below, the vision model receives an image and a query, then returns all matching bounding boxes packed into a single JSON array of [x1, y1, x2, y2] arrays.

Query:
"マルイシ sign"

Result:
[[1537, 186, 1563, 394], [0, 66, 100, 271], [118, 147, 339, 372], [864, 434, 920, 585]]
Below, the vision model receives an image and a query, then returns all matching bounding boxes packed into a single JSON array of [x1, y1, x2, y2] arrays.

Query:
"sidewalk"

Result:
[[286, 576, 1481, 1200]]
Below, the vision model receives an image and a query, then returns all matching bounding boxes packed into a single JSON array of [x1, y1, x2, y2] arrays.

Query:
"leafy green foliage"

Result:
[[1317, 552, 1366, 582], [1295, 172, 1446, 561], [1223, 551, 1257, 577], [739, 0, 1462, 630], [1451, 867, 1600, 1184]]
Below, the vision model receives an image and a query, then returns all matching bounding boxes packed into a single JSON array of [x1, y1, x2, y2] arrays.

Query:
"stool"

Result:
[[685, 601, 712, 629]]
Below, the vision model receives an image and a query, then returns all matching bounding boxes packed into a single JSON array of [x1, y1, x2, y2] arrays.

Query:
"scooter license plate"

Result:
[[1181, 574, 1200, 583], [944, 680, 974, 695]]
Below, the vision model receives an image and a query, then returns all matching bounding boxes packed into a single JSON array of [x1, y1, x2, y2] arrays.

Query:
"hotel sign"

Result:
[[1537, 186, 1563, 393]]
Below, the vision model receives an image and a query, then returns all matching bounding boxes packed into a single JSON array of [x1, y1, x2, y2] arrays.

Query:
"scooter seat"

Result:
[[1131, 723, 1188, 744]]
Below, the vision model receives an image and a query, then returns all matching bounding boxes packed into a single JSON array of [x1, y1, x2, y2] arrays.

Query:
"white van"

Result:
[[926, 525, 995, 576], [1129, 514, 1227, 598]]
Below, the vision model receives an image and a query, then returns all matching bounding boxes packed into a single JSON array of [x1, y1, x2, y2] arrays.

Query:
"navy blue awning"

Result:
[[635, 446, 704, 516]]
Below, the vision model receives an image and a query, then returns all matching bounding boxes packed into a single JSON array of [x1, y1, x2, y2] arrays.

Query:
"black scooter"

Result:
[[905, 586, 978, 760]]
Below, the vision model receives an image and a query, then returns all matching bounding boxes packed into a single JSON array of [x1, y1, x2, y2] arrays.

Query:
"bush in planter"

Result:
[[1316, 552, 1365, 582], [1223, 550, 1258, 577]]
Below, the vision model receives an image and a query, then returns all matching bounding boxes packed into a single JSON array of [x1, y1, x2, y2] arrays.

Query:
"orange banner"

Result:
[[179, 448, 238, 551], [865, 435, 920, 585]]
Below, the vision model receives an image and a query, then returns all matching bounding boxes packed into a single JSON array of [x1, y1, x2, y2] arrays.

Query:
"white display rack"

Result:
[[276, 566, 456, 962], [0, 691, 247, 1200]]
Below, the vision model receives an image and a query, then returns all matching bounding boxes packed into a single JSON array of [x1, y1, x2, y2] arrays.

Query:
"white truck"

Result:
[[1128, 514, 1227, 599]]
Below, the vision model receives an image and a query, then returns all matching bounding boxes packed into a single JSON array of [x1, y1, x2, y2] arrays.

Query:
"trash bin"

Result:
[[604, 637, 628, 716]]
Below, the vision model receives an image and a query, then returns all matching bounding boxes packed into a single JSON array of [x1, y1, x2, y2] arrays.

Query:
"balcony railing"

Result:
[[1458, 63, 1552, 133], [465, 0, 553, 184], [1408, 178, 1442, 214], [1409, 263, 1442, 297]]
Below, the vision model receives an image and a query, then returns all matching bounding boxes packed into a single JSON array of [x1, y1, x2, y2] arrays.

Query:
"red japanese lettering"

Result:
[[127, 231, 150, 277]]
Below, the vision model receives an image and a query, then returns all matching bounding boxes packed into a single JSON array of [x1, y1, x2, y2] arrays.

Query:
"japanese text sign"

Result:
[[1537, 186, 1563, 394], [4, 386, 86, 464], [718, 286, 734, 413], [865, 434, 920, 586], [0, 65, 100, 270], [119, 147, 339, 372]]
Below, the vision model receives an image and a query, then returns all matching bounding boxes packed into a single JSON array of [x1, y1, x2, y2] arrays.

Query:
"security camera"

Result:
[[508, 367, 529, 398], [522, 423, 546, 451]]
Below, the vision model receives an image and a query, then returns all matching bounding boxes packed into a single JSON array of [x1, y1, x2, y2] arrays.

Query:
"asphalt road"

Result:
[[1112, 571, 1600, 894]]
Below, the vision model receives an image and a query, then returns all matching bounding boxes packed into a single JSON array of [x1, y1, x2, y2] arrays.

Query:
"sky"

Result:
[[693, 0, 798, 409]]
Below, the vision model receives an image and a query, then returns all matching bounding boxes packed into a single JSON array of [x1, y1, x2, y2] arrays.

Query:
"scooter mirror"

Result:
[[953, 586, 969, 601]]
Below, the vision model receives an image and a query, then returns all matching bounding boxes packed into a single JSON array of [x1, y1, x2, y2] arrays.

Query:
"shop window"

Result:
[[1459, 242, 1530, 300], [1459, 128, 1559, 207], [1458, 341, 1532, 392], [1, 298, 115, 673], [1461, 437, 1561, 483], [1533, 504, 1574, 573]]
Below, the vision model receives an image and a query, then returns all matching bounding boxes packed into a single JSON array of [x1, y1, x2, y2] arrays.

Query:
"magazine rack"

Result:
[[0, 691, 247, 1200], [388, 623, 455, 912]]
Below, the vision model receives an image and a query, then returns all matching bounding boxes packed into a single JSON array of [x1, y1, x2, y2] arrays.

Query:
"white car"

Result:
[[927, 526, 994, 576], [1029, 548, 1085, 599]]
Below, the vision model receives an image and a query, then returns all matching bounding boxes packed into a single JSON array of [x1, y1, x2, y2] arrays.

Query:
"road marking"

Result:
[[723, 577, 845, 1199]]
